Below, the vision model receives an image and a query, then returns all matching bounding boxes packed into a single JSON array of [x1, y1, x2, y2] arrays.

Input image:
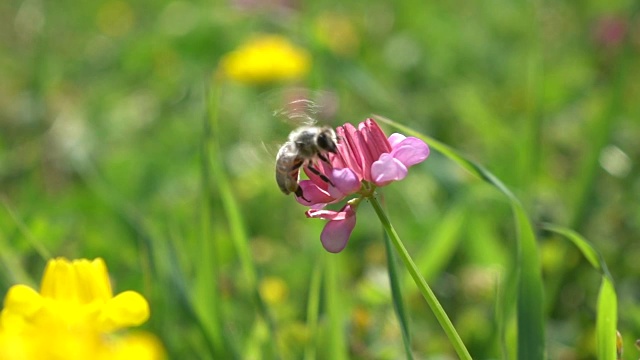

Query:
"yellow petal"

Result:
[[77, 258, 113, 302], [108, 332, 166, 360], [99, 291, 150, 332], [219, 35, 310, 84], [3, 285, 43, 319], [40, 258, 113, 303], [40, 257, 76, 300]]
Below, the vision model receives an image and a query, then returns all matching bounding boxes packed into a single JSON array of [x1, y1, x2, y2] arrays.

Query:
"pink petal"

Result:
[[371, 153, 408, 186], [319, 205, 356, 253], [390, 137, 430, 167], [328, 168, 360, 198], [387, 133, 406, 148], [359, 118, 392, 158], [303, 161, 331, 190], [328, 152, 345, 169], [296, 181, 335, 206], [335, 125, 364, 180], [352, 126, 375, 181], [306, 208, 351, 220]]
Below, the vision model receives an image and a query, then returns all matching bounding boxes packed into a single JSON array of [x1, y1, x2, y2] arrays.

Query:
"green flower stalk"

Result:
[[281, 118, 471, 358]]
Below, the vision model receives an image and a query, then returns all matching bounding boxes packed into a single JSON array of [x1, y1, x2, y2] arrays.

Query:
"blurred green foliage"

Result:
[[1, 0, 639, 358]]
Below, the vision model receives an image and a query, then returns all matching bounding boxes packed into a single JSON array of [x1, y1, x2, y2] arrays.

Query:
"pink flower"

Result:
[[593, 16, 627, 49], [306, 205, 356, 253], [298, 118, 429, 253]]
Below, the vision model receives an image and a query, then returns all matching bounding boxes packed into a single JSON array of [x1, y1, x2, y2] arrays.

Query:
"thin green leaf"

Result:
[[1, 197, 51, 262], [374, 115, 545, 360], [597, 279, 617, 360], [325, 255, 348, 360], [383, 229, 414, 360], [403, 201, 466, 289], [513, 203, 545, 360], [304, 258, 324, 360], [75, 161, 227, 358], [197, 87, 225, 355], [541, 224, 617, 360], [568, 47, 627, 229], [0, 232, 34, 287], [207, 82, 281, 359], [540, 224, 613, 283], [370, 196, 472, 360]]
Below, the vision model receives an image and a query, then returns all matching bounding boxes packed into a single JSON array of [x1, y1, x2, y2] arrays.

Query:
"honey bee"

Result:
[[275, 125, 338, 201]]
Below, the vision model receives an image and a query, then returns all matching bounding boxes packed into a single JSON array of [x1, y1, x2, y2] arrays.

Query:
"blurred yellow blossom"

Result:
[[259, 276, 289, 305], [351, 306, 372, 332], [0, 257, 164, 360], [218, 35, 310, 84]]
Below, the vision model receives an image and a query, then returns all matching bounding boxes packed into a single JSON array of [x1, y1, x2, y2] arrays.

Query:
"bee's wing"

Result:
[[261, 87, 339, 127], [262, 140, 284, 162], [222, 88, 337, 179], [223, 140, 282, 177]]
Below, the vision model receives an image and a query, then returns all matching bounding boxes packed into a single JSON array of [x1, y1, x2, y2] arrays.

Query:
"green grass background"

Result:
[[1, 0, 639, 358]]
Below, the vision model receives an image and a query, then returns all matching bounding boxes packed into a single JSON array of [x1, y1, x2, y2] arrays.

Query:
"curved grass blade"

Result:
[[370, 196, 472, 360], [383, 229, 414, 359], [374, 115, 545, 360], [402, 201, 466, 290], [541, 224, 617, 360]]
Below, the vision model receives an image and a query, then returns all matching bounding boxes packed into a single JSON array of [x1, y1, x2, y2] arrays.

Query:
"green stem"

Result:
[[369, 196, 472, 360], [383, 230, 414, 360]]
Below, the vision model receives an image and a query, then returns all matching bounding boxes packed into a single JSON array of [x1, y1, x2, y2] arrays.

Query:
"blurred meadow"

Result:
[[1, 0, 640, 359]]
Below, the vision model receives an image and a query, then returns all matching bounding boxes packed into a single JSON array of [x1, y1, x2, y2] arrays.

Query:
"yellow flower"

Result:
[[218, 35, 311, 84], [0, 257, 164, 360], [259, 276, 288, 305]]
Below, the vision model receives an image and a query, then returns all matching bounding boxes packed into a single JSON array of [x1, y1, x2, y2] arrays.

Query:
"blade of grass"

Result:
[[0, 229, 34, 287], [521, 0, 543, 196], [541, 224, 617, 360], [74, 160, 227, 358], [164, 221, 233, 359], [325, 254, 348, 360], [597, 280, 617, 360], [207, 79, 281, 359], [1, 197, 51, 262], [383, 227, 414, 359], [370, 196, 472, 360], [197, 85, 225, 356], [304, 256, 324, 360], [568, 42, 628, 229], [402, 201, 466, 290], [374, 115, 545, 360], [547, 33, 631, 353]]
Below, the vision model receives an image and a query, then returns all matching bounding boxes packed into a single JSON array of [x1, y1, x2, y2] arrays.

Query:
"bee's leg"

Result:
[[291, 159, 304, 170], [317, 153, 331, 164], [294, 186, 310, 202], [307, 165, 335, 187], [290, 161, 310, 201]]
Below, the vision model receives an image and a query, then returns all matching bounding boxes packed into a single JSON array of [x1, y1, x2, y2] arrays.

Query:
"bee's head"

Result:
[[316, 127, 338, 153]]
